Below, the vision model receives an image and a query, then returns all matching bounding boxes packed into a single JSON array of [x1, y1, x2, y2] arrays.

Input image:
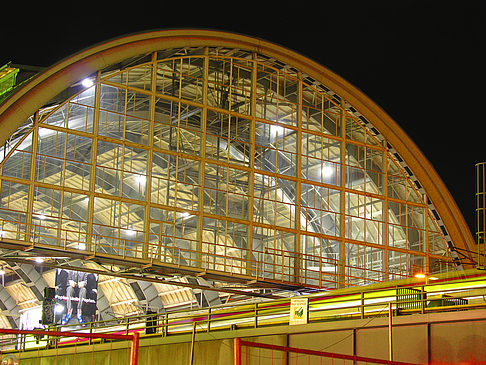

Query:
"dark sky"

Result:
[[2, 2, 484, 236]]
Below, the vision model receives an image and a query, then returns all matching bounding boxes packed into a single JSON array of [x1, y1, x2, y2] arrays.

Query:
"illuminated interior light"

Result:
[[414, 273, 426, 279], [35, 257, 44, 263], [270, 124, 285, 138], [126, 229, 136, 236], [81, 78, 94, 88], [307, 266, 337, 273], [181, 212, 190, 218], [78, 242, 86, 250], [38, 128, 58, 138], [321, 165, 334, 178], [136, 175, 147, 185]]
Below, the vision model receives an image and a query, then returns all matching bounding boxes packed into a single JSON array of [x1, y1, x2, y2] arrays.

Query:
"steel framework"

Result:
[[0, 34, 465, 294]]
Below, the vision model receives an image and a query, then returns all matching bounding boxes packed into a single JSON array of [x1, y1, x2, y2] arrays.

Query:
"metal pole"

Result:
[[207, 307, 211, 333], [189, 321, 196, 365], [130, 331, 140, 365], [420, 286, 426, 314], [360, 292, 365, 319], [476, 162, 486, 266], [388, 302, 393, 362], [234, 338, 242, 365], [254, 303, 258, 328]]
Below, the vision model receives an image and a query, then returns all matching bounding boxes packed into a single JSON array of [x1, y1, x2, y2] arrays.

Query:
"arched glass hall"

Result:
[[0, 31, 473, 291]]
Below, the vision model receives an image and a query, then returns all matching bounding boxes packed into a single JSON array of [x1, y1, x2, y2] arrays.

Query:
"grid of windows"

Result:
[[0, 48, 455, 288]]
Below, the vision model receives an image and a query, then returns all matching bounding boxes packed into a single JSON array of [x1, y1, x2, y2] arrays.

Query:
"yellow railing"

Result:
[[3, 272, 486, 353]]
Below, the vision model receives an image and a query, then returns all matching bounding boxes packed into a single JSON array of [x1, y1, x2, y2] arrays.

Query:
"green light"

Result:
[[0, 64, 19, 100]]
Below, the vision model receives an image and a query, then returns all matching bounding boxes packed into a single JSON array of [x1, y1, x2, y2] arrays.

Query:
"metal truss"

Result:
[[0, 45, 458, 301]]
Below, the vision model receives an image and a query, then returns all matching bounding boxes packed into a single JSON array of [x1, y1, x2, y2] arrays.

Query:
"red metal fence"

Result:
[[234, 338, 418, 365], [0, 328, 139, 365]]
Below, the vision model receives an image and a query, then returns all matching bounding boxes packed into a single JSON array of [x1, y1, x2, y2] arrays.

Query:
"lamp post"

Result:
[[414, 272, 439, 285], [414, 272, 438, 314]]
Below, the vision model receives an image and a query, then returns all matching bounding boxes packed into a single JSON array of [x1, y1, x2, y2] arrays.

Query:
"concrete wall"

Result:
[[9, 308, 486, 364]]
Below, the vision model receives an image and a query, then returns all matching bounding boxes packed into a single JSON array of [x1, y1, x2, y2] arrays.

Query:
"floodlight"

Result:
[[321, 165, 334, 178], [81, 78, 94, 88]]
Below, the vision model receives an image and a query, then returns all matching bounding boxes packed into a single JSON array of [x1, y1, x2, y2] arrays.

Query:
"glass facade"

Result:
[[0, 47, 455, 289]]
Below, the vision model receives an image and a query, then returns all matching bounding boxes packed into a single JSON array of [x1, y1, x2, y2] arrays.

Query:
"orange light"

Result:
[[414, 273, 426, 279]]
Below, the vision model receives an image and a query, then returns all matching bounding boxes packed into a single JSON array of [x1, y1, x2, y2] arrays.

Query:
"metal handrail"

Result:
[[3, 273, 486, 353]]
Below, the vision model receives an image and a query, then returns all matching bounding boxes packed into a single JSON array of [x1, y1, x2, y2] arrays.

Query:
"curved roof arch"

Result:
[[0, 30, 475, 290]]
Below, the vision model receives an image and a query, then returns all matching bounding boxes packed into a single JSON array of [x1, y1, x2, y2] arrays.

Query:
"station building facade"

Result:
[[0, 31, 476, 324]]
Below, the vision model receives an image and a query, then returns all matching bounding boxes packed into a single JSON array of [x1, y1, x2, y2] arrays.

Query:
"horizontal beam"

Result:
[[0, 327, 132, 341], [0, 255, 280, 299]]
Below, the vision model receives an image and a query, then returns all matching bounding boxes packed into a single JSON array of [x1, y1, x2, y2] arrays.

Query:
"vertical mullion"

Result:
[[295, 72, 302, 285], [384, 143, 390, 281], [246, 54, 257, 277], [229, 58, 233, 113], [59, 117, 69, 248], [25, 112, 39, 244], [143, 52, 157, 261], [118, 75, 129, 255], [86, 71, 101, 253], [339, 103, 347, 288], [196, 48, 209, 270]]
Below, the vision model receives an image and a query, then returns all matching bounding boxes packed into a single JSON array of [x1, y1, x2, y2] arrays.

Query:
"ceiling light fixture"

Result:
[[321, 165, 334, 178], [136, 175, 147, 185], [269, 124, 285, 138], [81, 78, 94, 88]]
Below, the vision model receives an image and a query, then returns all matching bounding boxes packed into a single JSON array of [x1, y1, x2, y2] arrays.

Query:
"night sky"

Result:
[[2, 2, 484, 236]]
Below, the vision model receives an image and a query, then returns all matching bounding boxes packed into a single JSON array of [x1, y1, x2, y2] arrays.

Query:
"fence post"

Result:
[[254, 303, 258, 328], [189, 322, 196, 365], [207, 307, 211, 333], [89, 322, 93, 345], [388, 302, 393, 362], [360, 292, 365, 319], [163, 312, 167, 337], [420, 286, 426, 314], [234, 338, 242, 365], [130, 331, 140, 365]]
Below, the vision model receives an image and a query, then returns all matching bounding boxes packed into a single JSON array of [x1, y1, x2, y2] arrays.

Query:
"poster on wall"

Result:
[[289, 298, 308, 325], [19, 306, 45, 331], [54, 269, 98, 326]]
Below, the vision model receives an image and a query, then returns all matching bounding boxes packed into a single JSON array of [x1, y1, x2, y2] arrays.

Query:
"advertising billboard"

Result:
[[54, 269, 98, 326]]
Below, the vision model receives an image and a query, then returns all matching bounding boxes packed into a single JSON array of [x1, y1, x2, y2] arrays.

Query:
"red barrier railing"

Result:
[[0, 328, 139, 365], [234, 338, 418, 365]]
